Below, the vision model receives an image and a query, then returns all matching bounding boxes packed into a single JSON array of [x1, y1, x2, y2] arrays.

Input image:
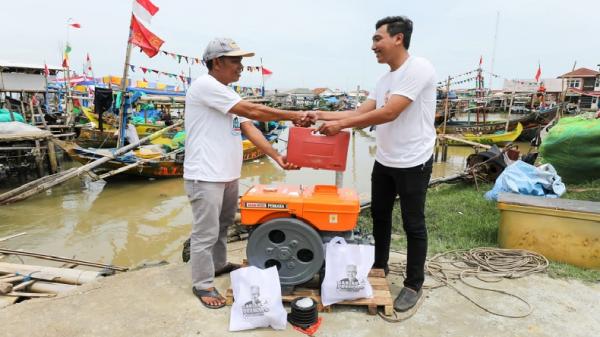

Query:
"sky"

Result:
[[2, 0, 599, 92]]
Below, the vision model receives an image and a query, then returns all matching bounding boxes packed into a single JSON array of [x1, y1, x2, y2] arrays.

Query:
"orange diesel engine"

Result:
[[240, 184, 360, 286]]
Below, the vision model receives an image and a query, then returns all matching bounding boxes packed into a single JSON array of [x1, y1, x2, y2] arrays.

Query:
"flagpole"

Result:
[[43, 62, 49, 115], [117, 25, 134, 148], [260, 57, 265, 97]]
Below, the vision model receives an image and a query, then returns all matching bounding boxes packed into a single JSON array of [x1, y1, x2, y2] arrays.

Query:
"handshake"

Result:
[[292, 111, 318, 128], [290, 111, 343, 136]]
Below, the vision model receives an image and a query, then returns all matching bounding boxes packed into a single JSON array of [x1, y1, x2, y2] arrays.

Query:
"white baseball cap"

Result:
[[202, 38, 255, 62]]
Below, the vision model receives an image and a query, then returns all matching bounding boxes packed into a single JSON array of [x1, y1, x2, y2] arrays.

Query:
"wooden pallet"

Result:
[[225, 268, 393, 316]]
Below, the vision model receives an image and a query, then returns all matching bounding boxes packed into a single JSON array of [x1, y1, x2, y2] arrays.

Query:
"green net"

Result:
[[540, 114, 600, 183], [0, 109, 25, 123]]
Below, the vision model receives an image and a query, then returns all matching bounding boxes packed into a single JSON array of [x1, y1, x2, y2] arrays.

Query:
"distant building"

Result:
[[558, 67, 600, 110], [0, 61, 61, 93]]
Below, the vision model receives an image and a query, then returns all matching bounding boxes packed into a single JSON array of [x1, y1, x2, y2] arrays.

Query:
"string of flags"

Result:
[[158, 50, 202, 65], [156, 49, 267, 72], [129, 64, 191, 83]]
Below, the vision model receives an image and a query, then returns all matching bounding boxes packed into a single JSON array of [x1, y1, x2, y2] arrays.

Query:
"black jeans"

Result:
[[371, 156, 433, 291]]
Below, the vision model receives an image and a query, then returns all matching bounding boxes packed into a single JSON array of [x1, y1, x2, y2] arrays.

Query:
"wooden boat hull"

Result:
[[61, 141, 183, 178], [447, 123, 523, 146], [498, 193, 600, 269], [439, 107, 557, 136]]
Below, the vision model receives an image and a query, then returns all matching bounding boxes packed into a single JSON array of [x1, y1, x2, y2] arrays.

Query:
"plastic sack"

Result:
[[485, 160, 566, 201], [321, 237, 374, 306], [229, 266, 287, 331]]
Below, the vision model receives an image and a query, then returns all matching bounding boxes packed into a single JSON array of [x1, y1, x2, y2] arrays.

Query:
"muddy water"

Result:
[[0, 126, 523, 268]]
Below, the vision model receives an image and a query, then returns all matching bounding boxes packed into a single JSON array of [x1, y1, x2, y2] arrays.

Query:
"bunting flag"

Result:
[[534, 63, 542, 83], [85, 53, 93, 76], [479, 55, 483, 66], [130, 0, 163, 58], [129, 64, 191, 83], [62, 43, 71, 68], [43, 63, 49, 77]]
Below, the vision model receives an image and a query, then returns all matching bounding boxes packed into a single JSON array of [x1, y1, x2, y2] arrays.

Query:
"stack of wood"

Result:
[[0, 233, 128, 308]]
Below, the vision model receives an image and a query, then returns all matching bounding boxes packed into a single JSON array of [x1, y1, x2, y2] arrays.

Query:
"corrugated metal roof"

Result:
[[0, 60, 62, 71]]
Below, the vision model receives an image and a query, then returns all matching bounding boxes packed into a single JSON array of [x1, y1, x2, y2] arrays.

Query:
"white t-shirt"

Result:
[[183, 74, 248, 181], [369, 56, 437, 168]]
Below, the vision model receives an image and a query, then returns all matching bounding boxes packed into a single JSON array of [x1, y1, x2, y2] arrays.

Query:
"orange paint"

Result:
[[240, 184, 359, 231]]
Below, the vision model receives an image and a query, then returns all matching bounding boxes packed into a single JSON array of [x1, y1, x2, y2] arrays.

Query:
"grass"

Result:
[[357, 180, 600, 283]]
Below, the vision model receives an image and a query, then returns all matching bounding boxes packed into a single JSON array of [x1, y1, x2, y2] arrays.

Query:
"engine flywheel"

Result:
[[246, 218, 324, 286]]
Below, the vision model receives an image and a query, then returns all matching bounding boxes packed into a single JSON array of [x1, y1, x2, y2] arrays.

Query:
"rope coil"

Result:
[[381, 247, 549, 322]]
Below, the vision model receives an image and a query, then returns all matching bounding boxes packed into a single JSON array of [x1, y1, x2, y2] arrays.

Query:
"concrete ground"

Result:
[[1, 240, 599, 337]]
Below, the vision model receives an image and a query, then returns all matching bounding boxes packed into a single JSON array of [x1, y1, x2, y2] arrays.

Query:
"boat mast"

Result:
[[117, 27, 134, 148], [489, 12, 500, 92]]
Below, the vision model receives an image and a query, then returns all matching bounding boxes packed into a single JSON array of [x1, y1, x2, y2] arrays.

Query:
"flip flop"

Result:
[[192, 287, 226, 309], [215, 262, 242, 277]]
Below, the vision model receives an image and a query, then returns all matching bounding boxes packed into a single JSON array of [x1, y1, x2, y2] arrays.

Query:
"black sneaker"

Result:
[[394, 287, 422, 312]]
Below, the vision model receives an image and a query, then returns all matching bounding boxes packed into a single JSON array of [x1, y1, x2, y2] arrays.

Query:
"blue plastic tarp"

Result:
[[484, 160, 566, 201]]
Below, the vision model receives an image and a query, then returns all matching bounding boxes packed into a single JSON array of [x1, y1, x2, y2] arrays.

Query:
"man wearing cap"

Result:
[[185, 38, 310, 309], [316, 16, 436, 312]]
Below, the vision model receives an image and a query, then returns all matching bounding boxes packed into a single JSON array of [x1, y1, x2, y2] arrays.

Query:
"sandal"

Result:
[[192, 287, 226, 309], [215, 262, 242, 277]]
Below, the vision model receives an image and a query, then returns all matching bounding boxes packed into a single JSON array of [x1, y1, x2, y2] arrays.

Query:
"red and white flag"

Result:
[[534, 63, 542, 82], [479, 55, 483, 67], [67, 18, 81, 28], [43, 63, 49, 77], [130, 0, 163, 58]]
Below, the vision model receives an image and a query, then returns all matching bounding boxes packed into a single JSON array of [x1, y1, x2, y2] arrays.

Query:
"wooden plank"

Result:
[[225, 268, 394, 316], [5, 291, 55, 298]]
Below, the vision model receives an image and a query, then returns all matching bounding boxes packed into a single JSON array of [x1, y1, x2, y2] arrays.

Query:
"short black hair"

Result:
[[376, 16, 413, 50], [205, 59, 214, 71]]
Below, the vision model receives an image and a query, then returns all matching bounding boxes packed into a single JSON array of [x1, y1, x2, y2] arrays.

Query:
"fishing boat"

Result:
[[58, 139, 184, 178], [77, 106, 282, 162], [446, 123, 523, 146], [438, 107, 556, 140]]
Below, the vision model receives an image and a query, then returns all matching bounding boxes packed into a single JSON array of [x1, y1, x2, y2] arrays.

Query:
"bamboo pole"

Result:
[[0, 232, 26, 243], [442, 75, 451, 135], [5, 291, 56, 298], [0, 121, 182, 204], [0, 168, 77, 203], [47, 141, 58, 174], [117, 29, 134, 148], [34, 140, 44, 177], [439, 134, 492, 149], [29, 281, 77, 294], [37, 103, 48, 130], [0, 262, 100, 285], [0, 249, 128, 272], [505, 84, 516, 132]]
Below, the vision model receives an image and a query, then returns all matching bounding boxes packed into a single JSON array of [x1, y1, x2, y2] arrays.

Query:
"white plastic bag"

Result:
[[321, 237, 375, 306], [229, 266, 287, 331]]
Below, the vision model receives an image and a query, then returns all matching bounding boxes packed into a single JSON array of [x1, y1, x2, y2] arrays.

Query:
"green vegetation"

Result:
[[358, 181, 600, 283]]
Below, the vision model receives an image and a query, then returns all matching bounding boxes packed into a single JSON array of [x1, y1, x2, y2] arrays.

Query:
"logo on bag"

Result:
[[232, 116, 241, 136], [242, 285, 269, 318], [336, 264, 365, 293]]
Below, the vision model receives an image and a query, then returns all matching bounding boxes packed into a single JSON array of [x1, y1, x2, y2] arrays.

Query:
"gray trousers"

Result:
[[184, 179, 238, 290]]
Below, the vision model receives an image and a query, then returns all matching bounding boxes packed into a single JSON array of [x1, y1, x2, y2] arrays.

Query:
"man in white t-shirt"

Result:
[[317, 16, 436, 312], [185, 38, 310, 309]]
